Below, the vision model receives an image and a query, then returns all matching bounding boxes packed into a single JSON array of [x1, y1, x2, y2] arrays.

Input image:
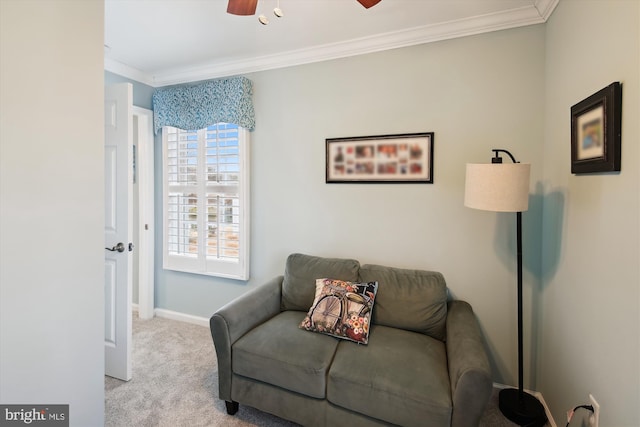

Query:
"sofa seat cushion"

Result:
[[327, 325, 452, 427], [232, 310, 340, 399]]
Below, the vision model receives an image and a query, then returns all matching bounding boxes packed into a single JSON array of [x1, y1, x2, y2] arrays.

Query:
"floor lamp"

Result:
[[464, 149, 547, 427]]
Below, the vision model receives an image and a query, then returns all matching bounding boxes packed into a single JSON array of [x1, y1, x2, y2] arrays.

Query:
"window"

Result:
[[162, 123, 250, 279]]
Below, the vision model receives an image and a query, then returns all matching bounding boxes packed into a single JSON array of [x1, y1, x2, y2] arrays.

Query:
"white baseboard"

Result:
[[131, 304, 209, 327], [493, 383, 557, 427], [153, 308, 210, 327]]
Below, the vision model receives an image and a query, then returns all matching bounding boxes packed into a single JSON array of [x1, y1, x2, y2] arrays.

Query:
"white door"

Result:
[[104, 83, 133, 381]]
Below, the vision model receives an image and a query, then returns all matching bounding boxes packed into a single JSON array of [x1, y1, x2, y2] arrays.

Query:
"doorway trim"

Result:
[[133, 106, 155, 320]]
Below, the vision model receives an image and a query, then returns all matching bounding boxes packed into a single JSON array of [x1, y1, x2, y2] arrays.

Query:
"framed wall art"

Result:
[[326, 132, 434, 183], [571, 82, 622, 174]]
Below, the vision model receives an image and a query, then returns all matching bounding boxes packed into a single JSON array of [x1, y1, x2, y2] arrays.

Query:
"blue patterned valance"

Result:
[[152, 76, 255, 134]]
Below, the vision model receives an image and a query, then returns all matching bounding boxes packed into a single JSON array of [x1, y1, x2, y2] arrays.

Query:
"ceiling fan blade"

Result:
[[227, 0, 258, 16], [356, 0, 382, 8]]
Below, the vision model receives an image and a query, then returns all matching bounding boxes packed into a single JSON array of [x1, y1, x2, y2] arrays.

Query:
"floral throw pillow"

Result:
[[299, 279, 378, 344]]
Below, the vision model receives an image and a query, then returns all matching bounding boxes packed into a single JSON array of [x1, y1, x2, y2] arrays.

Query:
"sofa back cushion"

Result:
[[282, 253, 361, 312], [359, 264, 447, 341]]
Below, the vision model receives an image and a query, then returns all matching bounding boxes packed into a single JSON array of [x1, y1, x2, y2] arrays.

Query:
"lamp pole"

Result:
[[517, 210, 524, 399]]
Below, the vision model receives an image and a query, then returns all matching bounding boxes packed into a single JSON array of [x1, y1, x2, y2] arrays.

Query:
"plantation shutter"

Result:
[[163, 124, 249, 279]]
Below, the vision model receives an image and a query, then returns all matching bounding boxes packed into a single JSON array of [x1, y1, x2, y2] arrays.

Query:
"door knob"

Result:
[[105, 242, 125, 253]]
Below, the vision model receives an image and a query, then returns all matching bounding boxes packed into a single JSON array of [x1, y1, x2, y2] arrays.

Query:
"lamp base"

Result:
[[499, 388, 547, 427]]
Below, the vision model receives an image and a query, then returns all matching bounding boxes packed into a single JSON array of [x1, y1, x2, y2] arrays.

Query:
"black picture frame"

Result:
[[571, 82, 622, 174], [326, 132, 434, 183]]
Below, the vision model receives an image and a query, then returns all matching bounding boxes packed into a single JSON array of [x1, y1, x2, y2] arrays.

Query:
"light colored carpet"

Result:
[[105, 313, 526, 427]]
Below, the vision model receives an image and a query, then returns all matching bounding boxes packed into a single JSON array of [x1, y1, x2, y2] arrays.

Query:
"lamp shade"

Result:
[[465, 163, 530, 212]]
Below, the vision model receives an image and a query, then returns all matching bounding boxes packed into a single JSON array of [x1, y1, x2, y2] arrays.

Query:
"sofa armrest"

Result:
[[210, 275, 283, 401], [446, 300, 492, 427]]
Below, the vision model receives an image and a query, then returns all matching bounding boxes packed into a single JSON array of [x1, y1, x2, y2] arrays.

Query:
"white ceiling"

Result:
[[104, 0, 558, 87]]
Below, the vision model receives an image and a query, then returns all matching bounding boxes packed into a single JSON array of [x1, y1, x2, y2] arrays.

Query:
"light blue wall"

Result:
[[540, 1, 639, 425]]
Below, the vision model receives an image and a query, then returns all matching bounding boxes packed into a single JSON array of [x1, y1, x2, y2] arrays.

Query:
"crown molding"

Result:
[[535, 0, 560, 21], [105, 1, 558, 88], [104, 57, 156, 87]]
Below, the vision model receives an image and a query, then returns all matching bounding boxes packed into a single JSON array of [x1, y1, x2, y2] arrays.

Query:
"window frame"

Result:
[[161, 124, 250, 280]]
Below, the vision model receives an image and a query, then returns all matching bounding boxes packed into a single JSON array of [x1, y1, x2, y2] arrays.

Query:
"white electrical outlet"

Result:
[[589, 394, 600, 427]]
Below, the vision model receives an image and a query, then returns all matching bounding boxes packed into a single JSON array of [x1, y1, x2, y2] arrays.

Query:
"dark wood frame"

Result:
[[571, 82, 622, 174], [326, 132, 434, 183]]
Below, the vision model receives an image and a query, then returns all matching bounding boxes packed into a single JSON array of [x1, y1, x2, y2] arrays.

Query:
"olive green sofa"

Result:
[[210, 253, 492, 427]]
